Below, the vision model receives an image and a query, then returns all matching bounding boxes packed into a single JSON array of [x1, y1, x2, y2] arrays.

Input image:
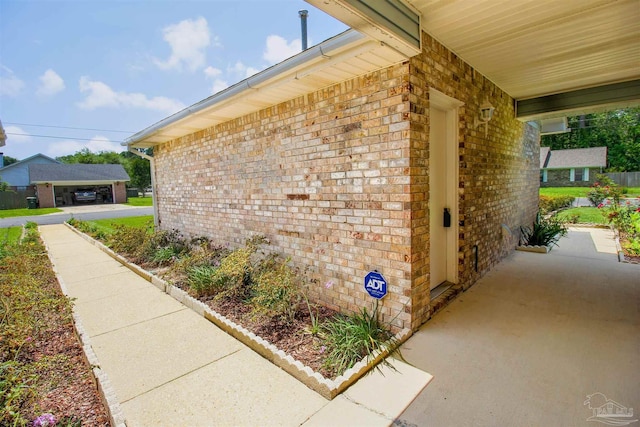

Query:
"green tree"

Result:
[[0, 175, 9, 191], [1, 155, 18, 167], [542, 107, 640, 171]]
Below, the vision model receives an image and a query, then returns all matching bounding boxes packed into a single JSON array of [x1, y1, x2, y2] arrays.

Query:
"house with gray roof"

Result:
[[540, 147, 607, 187], [29, 163, 130, 207]]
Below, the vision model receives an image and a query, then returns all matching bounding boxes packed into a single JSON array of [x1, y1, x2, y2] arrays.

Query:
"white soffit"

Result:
[[126, 30, 406, 148], [407, 0, 640, 100]]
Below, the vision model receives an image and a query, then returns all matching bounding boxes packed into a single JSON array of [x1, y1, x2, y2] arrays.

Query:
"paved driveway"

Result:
[[396, 227, 639, 427]]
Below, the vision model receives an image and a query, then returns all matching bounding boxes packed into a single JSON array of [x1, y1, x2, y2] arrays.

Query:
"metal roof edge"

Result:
[[123, 29, 367, 147]]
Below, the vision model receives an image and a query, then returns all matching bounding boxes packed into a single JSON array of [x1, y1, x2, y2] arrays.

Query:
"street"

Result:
[[0, 206, 154, 228]]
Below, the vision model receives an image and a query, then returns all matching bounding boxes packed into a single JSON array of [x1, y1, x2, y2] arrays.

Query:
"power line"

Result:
[[6, 132, 125, 143], [3, 122, 134, 134]]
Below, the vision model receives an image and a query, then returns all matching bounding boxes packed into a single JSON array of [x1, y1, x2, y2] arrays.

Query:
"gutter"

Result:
[[128, 147, 159, 227], [122, 29, 366, 147]]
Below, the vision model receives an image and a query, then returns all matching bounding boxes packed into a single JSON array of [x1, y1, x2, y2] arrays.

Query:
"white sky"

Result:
[[0, 0, 347, 161]]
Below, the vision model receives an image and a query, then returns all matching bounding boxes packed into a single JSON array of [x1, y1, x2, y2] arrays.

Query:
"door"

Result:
[[429, 90, 462, 289], [429, 107, 448, 288]]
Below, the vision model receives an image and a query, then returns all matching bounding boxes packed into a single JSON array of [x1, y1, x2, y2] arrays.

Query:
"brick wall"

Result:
[[541, 168, 600, 187], [152, 30, 539, 330]]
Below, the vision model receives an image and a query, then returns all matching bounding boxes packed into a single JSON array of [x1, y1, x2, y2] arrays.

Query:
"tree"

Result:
[[0, 175, 9, 191], [542, 107, 640, 171], [1, 155, 18, 167]]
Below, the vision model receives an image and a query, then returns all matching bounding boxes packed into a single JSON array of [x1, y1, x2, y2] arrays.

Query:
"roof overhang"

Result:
[[32, 180, 127, 186], [125, 29, 406, 148], [310, 0, 640, 120]]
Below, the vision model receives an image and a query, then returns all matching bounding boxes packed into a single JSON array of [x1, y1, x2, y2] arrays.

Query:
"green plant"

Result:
[[186, 265, 222, 294], [539, 194, 575, 214], [250, 256, 302, 322], [320, 301, 399, 377], [0, 361, 36, 426], [587, 174, 623, 207], [520, 212, 568, 248]]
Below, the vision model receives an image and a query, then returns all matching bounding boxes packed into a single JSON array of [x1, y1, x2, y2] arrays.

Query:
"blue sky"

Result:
[[0, 0, 347, 161]]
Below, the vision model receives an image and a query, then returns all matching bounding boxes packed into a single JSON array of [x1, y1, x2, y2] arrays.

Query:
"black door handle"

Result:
[[443, 208, 451, 228]]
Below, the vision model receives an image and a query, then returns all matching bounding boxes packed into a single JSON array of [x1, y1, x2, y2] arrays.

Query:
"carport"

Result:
[[28, 163, 130, 208]]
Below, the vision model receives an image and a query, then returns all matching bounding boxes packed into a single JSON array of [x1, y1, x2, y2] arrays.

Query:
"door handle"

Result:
[[443, 208, 451, 228]]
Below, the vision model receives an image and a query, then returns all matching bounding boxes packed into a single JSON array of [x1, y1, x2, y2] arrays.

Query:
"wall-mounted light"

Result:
[[474, 100, 495, 137]]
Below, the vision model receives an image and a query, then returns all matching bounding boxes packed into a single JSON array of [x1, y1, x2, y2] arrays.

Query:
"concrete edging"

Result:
[[63, 222, 412, 399], [40, 226, 127, 427]]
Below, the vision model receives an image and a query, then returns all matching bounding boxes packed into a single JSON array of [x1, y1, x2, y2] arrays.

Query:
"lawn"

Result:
[[0, 207, 62, 218], [125, 196, 154, 207], [540, 187, 640, 198], [557, 207, 606, 224], [86, 215, 154, 234]]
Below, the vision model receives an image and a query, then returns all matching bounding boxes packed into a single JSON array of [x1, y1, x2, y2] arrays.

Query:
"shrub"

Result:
[[520, 212, 568, 248], [320, 302, 397, 377], [138, 229, 188, 264], [587, 174, 623, 206], [107, 224, 150, 259], [539, 194, 575, 214], [186, 265, 222, 295], [250, 256, 302, 322]]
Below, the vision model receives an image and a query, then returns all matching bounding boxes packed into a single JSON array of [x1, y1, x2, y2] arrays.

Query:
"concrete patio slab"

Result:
[[396, 228, 640, 427]]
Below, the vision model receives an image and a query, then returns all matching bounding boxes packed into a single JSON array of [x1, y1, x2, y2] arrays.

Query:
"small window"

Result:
[[574, 168, 584, 181], [540, 170, 547, 183]]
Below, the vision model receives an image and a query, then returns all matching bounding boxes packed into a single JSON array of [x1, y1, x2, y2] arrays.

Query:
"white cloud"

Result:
[[46, 136, 123, 157], [263, 35, 301, 65], [3, 125, 31, 144], [0, 65, 25, 97], [154, 17, 212, 72], [203, 66, 222, 78], [78, 76, 185, 114], [37, 69, 65, 96], [203, 66, 228, 94], [228, 61, 260, 79]]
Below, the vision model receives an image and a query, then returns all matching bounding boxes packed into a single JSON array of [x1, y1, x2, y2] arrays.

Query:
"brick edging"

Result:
[[40, 226, 127, 427], [63, 222, 412, 399]]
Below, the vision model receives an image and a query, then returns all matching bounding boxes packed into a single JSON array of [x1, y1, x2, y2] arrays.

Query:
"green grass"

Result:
[[540, 187, 640, 198], [0, 207, 62, 218], [85, 215, 154, 234], [557, 207, 606, 224], [0, 227, 23, 245], [125, 196, 154, 207]]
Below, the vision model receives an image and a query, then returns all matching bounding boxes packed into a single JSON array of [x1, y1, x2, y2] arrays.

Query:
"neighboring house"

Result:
[[540, 147, 607, 187], [124, 1, 636, 330], [29, 163, 130, 208], [0, 153, 61, 190]]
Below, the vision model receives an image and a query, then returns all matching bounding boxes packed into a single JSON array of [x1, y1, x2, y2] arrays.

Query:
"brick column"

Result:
[[36, 184, 55, 208], [113, 182, 127, 204]]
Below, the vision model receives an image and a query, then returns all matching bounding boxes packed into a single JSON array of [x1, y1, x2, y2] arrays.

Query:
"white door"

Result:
[[429, 90, 462, 289], [429, 107, 449, 288]]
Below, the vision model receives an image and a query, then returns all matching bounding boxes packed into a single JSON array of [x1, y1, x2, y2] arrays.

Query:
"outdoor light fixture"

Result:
[[474, 100, 495, 137]]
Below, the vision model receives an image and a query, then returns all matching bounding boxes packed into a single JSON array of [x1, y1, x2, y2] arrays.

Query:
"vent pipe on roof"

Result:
[[299, 10, 308, 50]]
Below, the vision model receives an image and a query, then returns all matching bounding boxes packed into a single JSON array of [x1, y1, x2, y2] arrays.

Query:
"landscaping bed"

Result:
[[0, 223, 109, 426], [65, 218, 407, 397]]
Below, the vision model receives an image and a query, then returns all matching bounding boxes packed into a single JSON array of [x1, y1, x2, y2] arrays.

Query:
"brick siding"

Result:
[[152, 31, 539, 330]]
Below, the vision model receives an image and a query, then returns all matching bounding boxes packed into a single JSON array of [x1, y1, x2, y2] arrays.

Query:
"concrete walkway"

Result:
[[40, 224, 430, 427], [396, 226, 640, 426]]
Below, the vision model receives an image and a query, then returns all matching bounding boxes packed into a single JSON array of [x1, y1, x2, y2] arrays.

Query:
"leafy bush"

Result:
[[520, 212, 568, 248], [138, 229, 188, 264], [320, 302, 397, 377], [186, 265, 221, 295], [250, 256, 302, 322], [539, 195, 575, 214], [106, 224, 150, 259], [587, 174, 623, 206]]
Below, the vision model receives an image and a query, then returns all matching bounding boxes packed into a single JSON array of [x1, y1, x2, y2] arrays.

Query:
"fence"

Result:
[[0, 189, 37, 210], [606, 172, 640, 187]]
